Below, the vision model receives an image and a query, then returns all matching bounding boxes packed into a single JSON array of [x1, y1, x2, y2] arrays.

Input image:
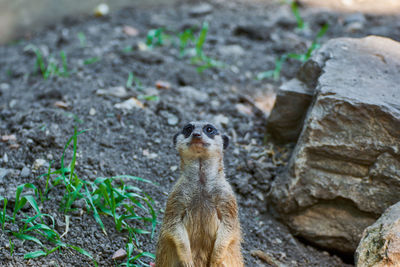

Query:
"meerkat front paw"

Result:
[[210, 261, 227, 267], [182, 260, 195, 267]]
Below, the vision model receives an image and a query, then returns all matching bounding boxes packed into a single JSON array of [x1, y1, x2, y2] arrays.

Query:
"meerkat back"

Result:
[[155, 121, 243, 267]]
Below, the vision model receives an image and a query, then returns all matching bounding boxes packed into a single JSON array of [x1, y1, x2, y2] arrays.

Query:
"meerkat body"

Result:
[[155, 122, 243, 267]]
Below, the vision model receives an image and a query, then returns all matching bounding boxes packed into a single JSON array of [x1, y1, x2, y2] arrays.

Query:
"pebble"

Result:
[[179, 86, 209, 104], [94, 3, 109, 17], [20, 166, 30, 178], [114, 98, 144, 110], [218, 45, 245, 57], [123, 25, 139, 36], [155, 80, 171, 90], [54, 101, 69, 110], [3, 153, 8, 163], [33, 159, 47, 170], [112, 248, 127, 260], [142, 149, 158, 159], [0, 83, 10, 90], [9, 99, 17, 108], [213, 114, 229, 127], [189, 3, 213, 16], [160, 111, 179, 126], [96, 86, 129, 98], [0, 168, 8, 184], [89, 108, 96, 116]]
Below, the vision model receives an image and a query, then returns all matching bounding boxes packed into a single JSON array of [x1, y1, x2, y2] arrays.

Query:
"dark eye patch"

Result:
[[203, 124, 218, 138], [182, 124, 194, 138]]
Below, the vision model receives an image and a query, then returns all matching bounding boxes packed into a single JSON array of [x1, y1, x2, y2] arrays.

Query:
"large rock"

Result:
[[267, 78, 313, 142], [356, 201, 400, 266], [269, 36, 400, 253], [267, 57, 324, 143]]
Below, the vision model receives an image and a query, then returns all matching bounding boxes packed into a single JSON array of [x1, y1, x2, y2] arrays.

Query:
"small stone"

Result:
[[137, 41, 148, 51], [235, 103, 252, 115], [218, 45, 245, 57], [1, 134, 16, 142], [179, 86, 209, 104], [94, 3, 109, 17], [3, 153, 8, 163], [170, 165, 178, 172], [8, 144, 19, 149], [112, 248, 127, 260], [160, 111, 179, 126], [0, 168, 9, 184], [0, 83, 10, 90], [20, 166, 30, 178], [213, 114, 229, 127], [167, 115, 179, 126], [96, 86, 129, 98], [54, 101, 69, 110], [189, 3, 213, 16], [131, 50, 164, 64], [89, 108, 96, 116], [142, 149, 158, 159], [9, 99, 17, 108], [114, 98, 144, 110], [346, 22, 364, 33], [33, 159, 47, 170], [155, 80, 171, 90], [123, 25, 139, 37]]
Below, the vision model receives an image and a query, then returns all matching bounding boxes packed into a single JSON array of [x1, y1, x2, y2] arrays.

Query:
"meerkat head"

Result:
[[173, 121, 229, 159]]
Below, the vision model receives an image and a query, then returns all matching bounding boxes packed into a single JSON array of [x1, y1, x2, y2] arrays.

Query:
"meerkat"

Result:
[[155, 121, 243, 267]]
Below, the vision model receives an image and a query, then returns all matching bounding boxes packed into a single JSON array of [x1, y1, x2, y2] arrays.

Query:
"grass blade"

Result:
[[24, 250, 47, 259]]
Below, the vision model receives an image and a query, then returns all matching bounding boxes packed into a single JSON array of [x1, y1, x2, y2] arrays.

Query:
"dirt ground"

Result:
[[1, 0, 400, 266]]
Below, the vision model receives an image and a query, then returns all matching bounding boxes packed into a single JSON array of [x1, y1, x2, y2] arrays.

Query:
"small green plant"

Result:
[[146, 28, 171, 48], [257, 23, 328, 81], [77, 32, 87, 47], [189, 22, 224, 72], [121, 243, 155, 267], [126, 72, 144, 91], [290, 1, 307, 30], [84, 57, 101, 65], [0, 183, 96, 264], [25, 44, 69, 80], [138, 95, 159, 102], [178, 29, 195, 57], [0, 126, 157, 266], [40, 127, 157, 264], [0, 196, 8, 230]]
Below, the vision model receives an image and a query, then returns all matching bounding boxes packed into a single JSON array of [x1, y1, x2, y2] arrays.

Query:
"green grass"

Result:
[[189, 22, 224, 72], [146, 28, 171, 49], [145, 22, 223, 72], [0, 127, 158, 266], [126, 72, 144, 91], [257, 23, 329, 81], [83, 57, 101, 65], [77, 32, 87, 47], [290, 1, 307, 30], [25, 44, 69, 80], [178, 29, 195, 57]]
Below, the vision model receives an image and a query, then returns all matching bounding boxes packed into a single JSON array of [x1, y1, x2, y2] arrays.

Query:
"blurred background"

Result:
[[1, 0, 400, 44]]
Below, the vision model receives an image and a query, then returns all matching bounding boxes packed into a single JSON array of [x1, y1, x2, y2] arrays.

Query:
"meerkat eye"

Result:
[[203, 124, 217, 137], [182, 124, 194, 138]]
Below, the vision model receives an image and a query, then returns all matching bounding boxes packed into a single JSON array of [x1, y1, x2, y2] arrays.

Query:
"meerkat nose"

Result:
[[192, 133, 201, 138]]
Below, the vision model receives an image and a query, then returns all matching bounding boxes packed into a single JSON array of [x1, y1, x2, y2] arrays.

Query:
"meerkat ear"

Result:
[[222, 135, 229, 149], [173, 133, 179, 146]]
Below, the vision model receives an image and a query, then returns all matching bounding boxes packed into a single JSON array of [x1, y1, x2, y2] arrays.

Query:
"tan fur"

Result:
[[155, 122, 243, 267]]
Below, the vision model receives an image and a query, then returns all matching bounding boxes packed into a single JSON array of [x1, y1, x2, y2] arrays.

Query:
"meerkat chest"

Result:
[[183, 190, 221, 251]]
